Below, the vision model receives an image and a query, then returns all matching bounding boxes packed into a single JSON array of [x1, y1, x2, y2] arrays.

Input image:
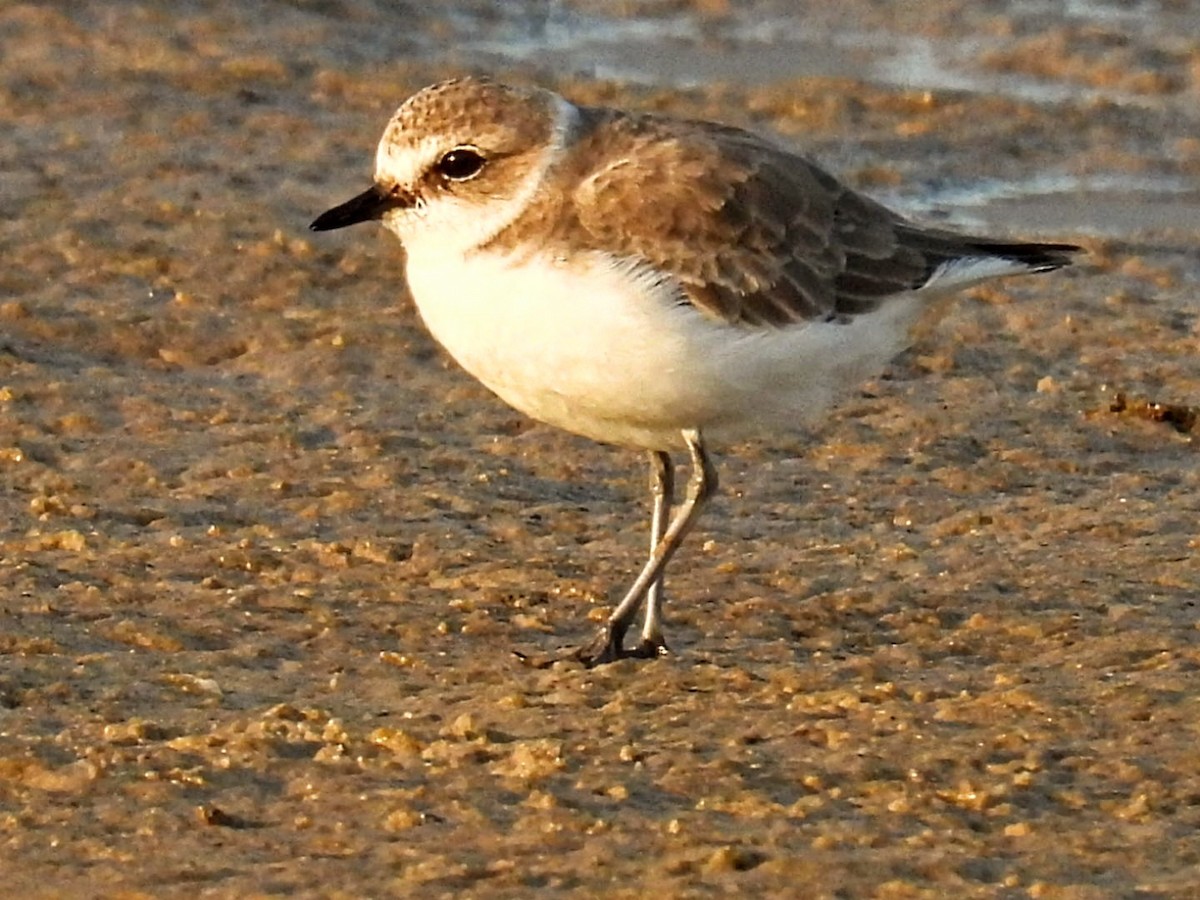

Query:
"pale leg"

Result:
[[635, 449, 674, 655], [577, 429, 717, 666]]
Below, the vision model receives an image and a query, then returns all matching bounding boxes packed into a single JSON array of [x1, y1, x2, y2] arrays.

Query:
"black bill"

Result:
[[310, 184, 400, 232]]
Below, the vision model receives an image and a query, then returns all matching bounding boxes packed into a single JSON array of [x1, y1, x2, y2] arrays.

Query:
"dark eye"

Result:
[[435, 147, 486, 181]]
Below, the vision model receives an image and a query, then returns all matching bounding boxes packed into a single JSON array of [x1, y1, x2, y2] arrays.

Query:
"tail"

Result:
[[963, 239, 1082, 274], [916, 236, 1083, 292]]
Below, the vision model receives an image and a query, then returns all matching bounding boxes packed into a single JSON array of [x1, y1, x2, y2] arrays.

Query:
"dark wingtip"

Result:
[[989, 241, 1085, 272]]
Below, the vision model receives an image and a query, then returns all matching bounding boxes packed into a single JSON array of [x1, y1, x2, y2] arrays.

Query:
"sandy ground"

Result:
[[2, 1, 1199, 897]]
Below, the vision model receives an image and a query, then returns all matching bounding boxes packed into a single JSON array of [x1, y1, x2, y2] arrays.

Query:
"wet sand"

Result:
[[2, 1, 1199, 896]]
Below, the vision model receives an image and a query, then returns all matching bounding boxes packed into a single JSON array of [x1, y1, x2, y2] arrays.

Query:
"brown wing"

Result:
[[570, 112, 934, 327]]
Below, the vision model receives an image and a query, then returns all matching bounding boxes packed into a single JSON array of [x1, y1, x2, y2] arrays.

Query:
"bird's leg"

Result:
[[576, 429, 717, 666], [632, 449, 674, 657]]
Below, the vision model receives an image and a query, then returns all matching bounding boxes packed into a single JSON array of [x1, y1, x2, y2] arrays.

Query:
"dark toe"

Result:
[[628, 637, 670, 659], [573, 626, 627, 667]]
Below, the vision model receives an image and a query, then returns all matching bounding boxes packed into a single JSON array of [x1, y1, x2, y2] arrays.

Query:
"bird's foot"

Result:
[[573, 625, 669, 667], [571, 624, 626, 667], [512, 626, 669, 669], [629, 635, 670, 660], [513, 628, 672, 672]]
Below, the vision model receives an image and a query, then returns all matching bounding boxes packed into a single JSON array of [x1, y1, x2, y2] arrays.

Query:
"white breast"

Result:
[[401, 244, 927, 451]]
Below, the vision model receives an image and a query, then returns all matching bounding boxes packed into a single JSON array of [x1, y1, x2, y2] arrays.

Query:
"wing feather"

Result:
[[559, 108, 1078, 328]]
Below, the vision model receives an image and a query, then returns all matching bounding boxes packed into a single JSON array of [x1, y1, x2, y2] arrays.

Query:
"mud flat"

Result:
[[1, 1, 1198, 896]]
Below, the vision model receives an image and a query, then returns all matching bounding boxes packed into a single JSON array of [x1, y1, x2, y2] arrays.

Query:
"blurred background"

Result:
[[2, 2, 1198, 896]]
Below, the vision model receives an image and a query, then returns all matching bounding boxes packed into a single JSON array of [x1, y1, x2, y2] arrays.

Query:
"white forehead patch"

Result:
[[374, 128, 443, 190], [372, 88, 579, 191]]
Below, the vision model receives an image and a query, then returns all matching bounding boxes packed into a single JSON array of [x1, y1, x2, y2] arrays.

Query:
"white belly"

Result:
[[402, 246, 925, 451]]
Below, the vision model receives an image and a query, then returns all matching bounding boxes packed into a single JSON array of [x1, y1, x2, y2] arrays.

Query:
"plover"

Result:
[[310, 77, 1080, 666]]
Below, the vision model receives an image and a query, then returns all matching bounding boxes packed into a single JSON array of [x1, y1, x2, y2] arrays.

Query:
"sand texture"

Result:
[[2, 1, 1198, 896]]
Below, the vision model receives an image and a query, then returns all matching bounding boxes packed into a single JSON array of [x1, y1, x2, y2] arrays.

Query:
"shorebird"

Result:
[[311, 77, 1080, 665]]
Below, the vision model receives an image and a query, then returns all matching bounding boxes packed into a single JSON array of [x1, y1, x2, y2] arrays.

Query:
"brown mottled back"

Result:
[[485, 101, 1077, 328]]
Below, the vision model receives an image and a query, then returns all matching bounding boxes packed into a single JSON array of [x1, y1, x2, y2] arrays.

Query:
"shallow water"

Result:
[[2, 1, 1199, 896]]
